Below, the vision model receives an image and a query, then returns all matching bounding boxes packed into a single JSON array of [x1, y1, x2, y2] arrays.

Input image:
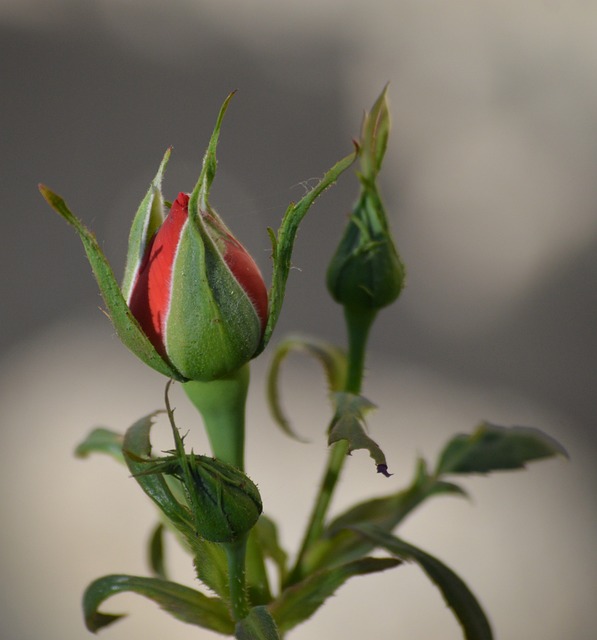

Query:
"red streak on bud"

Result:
[[128, 192, 189, 357], [223, 237, 269, 334]]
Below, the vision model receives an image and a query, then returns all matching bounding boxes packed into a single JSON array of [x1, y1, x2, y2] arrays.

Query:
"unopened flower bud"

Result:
[[327, 86, 405, 312]]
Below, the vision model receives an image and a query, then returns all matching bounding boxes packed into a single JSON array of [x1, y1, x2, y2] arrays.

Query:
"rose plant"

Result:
[[40, 88, 566, 640]]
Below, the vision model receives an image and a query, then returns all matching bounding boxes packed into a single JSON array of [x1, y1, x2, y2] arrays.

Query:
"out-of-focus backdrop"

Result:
[[1, 1, 596, 639]]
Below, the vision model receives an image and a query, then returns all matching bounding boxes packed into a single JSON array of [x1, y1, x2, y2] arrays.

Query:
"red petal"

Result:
[[128, 193, 189, 356], [223, 237, 269, 334]]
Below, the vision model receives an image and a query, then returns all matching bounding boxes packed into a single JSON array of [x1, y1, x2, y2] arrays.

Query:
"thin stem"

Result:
[[285, 307, 376, 586], [224, 534, 250, 621]]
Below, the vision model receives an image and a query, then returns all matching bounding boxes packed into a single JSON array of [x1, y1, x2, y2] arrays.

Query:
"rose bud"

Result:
[[124, 190, 268, 382], [118, 95, 268, 382], [326, 86, 405, 312]]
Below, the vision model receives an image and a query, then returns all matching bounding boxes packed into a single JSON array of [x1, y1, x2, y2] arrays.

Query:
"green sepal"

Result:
[[328, 392, 390, 475], [270, 557, 400, 633], [436, 422, 568, 476], [38, 185, 186, 381], [266, 335, 347, 442], [235, 606, 281, 640], [83, 574, 234, 635], [162, 93, 261, 381], [122, 412, 229, 598], [351, 525, 493, 640], [121, 148, 170, 301], [74, 427, 124, 464], [360, 84, 390, 179], [165, 212, 262, 380], [302, 459, 464, 573], [195, 91, 236, 210], [258, 147, 358, 354]]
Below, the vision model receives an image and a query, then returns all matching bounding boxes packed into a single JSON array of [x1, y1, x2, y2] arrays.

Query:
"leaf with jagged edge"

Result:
[[436, 422, 568, 476], [328, 392, 390, 476]]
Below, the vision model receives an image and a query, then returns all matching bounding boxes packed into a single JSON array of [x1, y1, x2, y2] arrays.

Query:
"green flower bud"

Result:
[[156, 453, 262, 543], [327, 86, 405, 311]]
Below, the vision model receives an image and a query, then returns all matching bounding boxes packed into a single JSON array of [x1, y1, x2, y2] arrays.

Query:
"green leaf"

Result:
[[148, 522, 167, 579], [258, 147, 358, 354], [74, 427, 124, 464], [266, 335, 347, 441], [122, 412, 229, 598], [38, 185, 186, 381], [270, 557, 400, 632], [436, 422, 568, 476], [235, 606, 281, 640], [83, 574, 234, 634], [327, 392, 389, 474], [254, 514, 289, 587], [352, 525, 493, 640], [303, 459, 465, 572]]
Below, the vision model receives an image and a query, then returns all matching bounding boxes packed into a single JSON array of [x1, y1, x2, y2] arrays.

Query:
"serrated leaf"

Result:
[[267, 335, 346, 441], [258, 148, 358, 354], [328, 392, 389, 474], [38, 185, 186, 381], [436, 422, 568, 476], [270, 557, 400, 632], [303, 459, 465, 573], [83, 574, 234, 634], [74, 427, 125, 463], [235, 606, 281, 640], [351, 525, 493, 640]]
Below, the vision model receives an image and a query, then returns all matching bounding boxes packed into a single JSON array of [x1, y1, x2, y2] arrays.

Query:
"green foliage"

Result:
[[269, 557, 400, 633], [74, 427, 124, 464], [62, 89, 569, 640], [327, 392, 389, 474], [83, 574, 234, 634], [436, 422, 568, 475], [351, 525, 493, 640], [235, 606, 280, 640]]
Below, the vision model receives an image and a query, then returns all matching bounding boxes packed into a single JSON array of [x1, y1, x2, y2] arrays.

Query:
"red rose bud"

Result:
[[126, 192, 268, 382]]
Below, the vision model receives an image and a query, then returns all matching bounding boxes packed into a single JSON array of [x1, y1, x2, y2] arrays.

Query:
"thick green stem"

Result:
[[286, 307, 376, 586], [183, 364, 250, 470], [224, 534, 250, 621]]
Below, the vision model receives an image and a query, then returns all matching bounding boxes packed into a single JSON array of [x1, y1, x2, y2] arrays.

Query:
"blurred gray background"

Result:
[[1, 1, 596, 639]]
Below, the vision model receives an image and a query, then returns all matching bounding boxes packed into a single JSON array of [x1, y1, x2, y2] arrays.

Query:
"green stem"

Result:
[[224, 534, 250, 621], [182, 364, 250, 470], [285, 307, 376, 586]]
